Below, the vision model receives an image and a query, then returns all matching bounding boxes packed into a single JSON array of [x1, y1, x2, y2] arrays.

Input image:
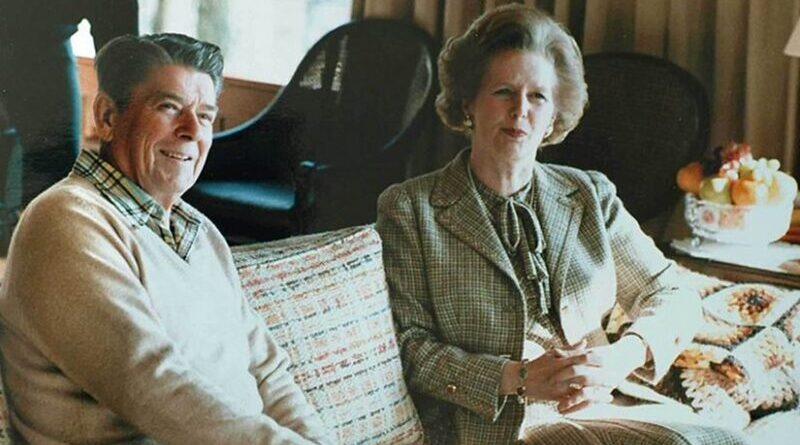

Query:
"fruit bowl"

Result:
[[684, 193, 793, 245]]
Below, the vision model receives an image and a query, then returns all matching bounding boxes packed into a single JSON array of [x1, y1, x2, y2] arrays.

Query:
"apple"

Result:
[[699, 177, 732, 204]]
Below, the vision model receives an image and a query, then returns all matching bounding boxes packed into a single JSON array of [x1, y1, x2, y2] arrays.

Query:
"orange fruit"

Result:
[[731, 179, 768, 205], [676, 161, 704, 194]]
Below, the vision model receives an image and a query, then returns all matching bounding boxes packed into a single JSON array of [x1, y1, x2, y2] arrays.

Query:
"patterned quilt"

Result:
[[607, 268, 799, 431]]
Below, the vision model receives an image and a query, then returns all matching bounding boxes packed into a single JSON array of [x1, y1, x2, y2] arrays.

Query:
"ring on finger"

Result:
[[568, 382, 583, 391]]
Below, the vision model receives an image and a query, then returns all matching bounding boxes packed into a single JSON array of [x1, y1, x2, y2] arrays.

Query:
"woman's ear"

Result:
[[462, 100, 473, 119], [546, 115, 557, 136], [462, 100, 474, 130], [93, 92, 118, 143]]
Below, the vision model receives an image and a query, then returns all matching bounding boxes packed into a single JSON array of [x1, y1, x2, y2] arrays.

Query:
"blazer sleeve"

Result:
[[377, 184, 510, 422], [587, 170, 703, 382]]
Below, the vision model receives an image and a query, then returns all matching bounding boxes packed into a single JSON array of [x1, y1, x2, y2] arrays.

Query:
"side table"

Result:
[[660, 239, 800, 289]]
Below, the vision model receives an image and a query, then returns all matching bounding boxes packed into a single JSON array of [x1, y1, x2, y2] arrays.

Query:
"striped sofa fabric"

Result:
[[232, 225, 424, 444]]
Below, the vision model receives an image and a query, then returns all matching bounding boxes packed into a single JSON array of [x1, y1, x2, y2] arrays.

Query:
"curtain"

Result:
[[354, 0, 800, 177], [145, 0, 231, 61]]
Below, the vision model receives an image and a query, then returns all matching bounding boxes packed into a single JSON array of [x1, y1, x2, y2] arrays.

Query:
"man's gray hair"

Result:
[[95, 33, 224, 110]]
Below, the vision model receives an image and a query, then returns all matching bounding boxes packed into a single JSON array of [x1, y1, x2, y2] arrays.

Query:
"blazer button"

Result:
[[446, 384, 457, 395]]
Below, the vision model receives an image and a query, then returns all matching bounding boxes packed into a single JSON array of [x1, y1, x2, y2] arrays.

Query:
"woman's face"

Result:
[[466, 49, 557, 165]]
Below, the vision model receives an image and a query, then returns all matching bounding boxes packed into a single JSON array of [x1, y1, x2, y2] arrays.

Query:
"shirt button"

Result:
[[446, 384, 457, 395]]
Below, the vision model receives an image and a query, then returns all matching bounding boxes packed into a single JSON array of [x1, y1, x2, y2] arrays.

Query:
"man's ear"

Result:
[[93, 92, 118, 143]]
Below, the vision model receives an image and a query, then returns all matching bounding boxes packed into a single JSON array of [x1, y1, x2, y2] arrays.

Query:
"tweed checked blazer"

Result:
[[376, 149, 703, 444]]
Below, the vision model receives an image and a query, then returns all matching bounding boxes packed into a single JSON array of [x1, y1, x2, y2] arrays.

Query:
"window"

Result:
[[71, 0, 352, 85]]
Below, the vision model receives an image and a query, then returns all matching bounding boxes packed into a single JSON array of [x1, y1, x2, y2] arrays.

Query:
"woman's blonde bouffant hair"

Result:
[[435, 4, 588, 146]]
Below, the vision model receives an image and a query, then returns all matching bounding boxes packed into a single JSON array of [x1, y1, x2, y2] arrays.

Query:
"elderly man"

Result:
[[0, 33, 332, 444]]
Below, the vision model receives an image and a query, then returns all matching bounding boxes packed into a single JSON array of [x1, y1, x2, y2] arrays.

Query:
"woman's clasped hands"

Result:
[[502, 336, 649, 414]]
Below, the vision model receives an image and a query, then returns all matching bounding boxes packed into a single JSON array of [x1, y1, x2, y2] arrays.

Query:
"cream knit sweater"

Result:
[[0, 175, 332, 444]]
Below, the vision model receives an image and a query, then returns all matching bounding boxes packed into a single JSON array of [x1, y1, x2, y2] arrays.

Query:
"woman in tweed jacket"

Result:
[[376, 5, 748, 445]]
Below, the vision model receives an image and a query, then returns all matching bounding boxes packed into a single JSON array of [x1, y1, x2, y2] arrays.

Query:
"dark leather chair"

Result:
[[186, 18, 438, 244], [541, 52, 709, 225], [0, 98, 23, 254]]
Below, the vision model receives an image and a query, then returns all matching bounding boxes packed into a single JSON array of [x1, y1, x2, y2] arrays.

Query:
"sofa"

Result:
[[0, 225, 797, 444]]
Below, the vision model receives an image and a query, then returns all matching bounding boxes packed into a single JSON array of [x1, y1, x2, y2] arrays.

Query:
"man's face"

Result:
[[103, 64, 218, 210]]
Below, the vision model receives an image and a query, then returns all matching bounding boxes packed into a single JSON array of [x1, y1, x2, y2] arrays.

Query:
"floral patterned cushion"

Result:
[[608, 268, 799, 431]]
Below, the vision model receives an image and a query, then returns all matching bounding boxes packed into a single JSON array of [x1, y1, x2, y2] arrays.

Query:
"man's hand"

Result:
[[554, 335, 649, 414]]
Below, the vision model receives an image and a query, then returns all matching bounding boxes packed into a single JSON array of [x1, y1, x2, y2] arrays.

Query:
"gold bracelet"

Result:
[[516, 358, 529, 405]]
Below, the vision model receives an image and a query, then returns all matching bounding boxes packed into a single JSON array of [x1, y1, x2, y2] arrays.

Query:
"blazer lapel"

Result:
[[533, 163, 582, 311], [430, 150, 518, 284]]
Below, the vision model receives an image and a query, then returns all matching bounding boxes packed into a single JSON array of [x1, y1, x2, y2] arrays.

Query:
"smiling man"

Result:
[[0, 34, 331, 445]]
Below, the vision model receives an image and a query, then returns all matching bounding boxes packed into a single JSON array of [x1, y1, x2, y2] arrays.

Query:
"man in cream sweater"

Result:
[[0, 33, 332, 444]]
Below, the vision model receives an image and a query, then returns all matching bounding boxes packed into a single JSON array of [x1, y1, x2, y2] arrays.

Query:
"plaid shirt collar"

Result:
[[72, 149, 203, 260]]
